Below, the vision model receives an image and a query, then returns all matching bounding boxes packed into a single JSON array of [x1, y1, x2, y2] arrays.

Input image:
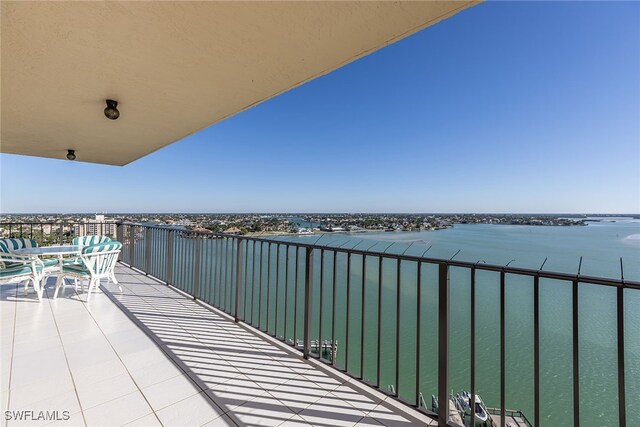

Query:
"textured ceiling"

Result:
[[1, 1, 477, 165]]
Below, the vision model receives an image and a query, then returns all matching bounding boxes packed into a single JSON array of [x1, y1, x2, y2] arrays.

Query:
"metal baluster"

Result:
[[258, 242, 264, 330], [129, 226, 135, 267], [416, 262, 422, 408], [243, 239, 250, 322], [223, 238, 229, 311], [284, 245, 290, 343], [193, 235, 201, 300], [294, 247, 299, 344], [167, 229, 174, 285], [251, 240, 257, 325], [117, 224, 123, 261], [235, 239, 243, 322], [145, 228, 152, 275], [376, 256, 383, 387], [534, 275, 540, 427], [617, 284, 626, 427], [266, 243, 272, 334], [395, 258, 401, 397], [331, 251, 337, 365], [303, 248, 313, 359], [437, 263, 449, 427], [345, 252, 352, 371], [275, 244, 281, 337], [471, 267, 477, 426], [318, 250, 325, 359], [360, 254, 366, 379], [572, 279, 580, 427], [500, 270, 506, 427], [217, 237, 222, 307]]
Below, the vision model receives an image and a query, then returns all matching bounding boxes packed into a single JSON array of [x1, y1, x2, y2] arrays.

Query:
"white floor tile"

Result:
[[232, 394, 296, 426], [75, 372, 138, 410], [121, 413, 163, 427], [155, 391, 225, 427], [128, 358, 183, 389], [140, 373, 201, 411], [298, 395, 367, 427], [83, 390, 153, 427], [201, 414, 237, 426], [1, 266, 433, 427]]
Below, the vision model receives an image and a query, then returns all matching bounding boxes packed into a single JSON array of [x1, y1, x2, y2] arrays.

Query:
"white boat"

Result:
[[454, 391, 491, 426]]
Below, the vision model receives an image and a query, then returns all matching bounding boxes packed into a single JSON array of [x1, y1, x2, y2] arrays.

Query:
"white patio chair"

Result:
[[54, 241, 122, 302], [0, 255, 44, 301], [0, 238, 47, 300], [63, 235, 113, 289]]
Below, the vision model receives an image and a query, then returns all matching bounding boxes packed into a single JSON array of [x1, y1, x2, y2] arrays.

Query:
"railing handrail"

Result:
[[113, 221, 639, 289]]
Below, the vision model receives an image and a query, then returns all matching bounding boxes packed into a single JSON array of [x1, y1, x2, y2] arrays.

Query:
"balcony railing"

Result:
[[2, 221, 638, 427], [0, 221, 118, 245]]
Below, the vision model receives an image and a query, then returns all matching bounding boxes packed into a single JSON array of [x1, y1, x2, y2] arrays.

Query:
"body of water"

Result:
[[136, 220, 639, 426]]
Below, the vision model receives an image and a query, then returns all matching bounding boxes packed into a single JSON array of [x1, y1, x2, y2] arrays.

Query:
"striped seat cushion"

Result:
[[0, 263, 41, 278], [0, 238, 38, 251], [0, 238, 38, 269], [72, 235, 112, 246], [63, 242, 122, 276], [82, 241, 122, 254], [62, 263, 90, 276], [41, 258, 60, 268]]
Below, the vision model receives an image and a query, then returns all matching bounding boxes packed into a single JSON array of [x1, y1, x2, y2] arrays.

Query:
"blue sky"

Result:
[[2, 1, 639, 214]]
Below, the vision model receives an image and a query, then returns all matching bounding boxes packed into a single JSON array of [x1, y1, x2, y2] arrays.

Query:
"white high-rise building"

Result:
[[73, 214, 117, 238]]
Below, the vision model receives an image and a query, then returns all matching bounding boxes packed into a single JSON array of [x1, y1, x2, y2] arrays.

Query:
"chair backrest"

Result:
[[72, 235, 112, 247], [81, 241, 122, 277], [0, 238, 38, 269], [0, 238, 38, 253]]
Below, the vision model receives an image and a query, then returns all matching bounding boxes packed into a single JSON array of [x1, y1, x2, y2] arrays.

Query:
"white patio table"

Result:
[[14, 245, 81, 260], [14, 245, 81, 297]]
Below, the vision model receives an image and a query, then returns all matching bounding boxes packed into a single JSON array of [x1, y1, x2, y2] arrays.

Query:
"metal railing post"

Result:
[[116, 223, 123, 261], [145, 227, 152, 274], [303, 248, 313, 359], [500, 270, 506, 427], [437, 263, 449, 427], [166, 229, 174, 285], [235, 239, 243, 322], [572, 279, 580, 427], [617, 285, 626, 427], [193, 235, 201, 299], [129, 225, 136, 267]]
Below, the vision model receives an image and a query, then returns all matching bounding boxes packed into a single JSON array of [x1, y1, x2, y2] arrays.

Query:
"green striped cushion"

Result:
[[0, 238, 38, 251], [82, 241, 122, 254], [0, 263, 41, 278], [42, 258, 60, 268], [0, 238, 38, 269], [62, 263, 90, 276], [72, 235, 112, 246]]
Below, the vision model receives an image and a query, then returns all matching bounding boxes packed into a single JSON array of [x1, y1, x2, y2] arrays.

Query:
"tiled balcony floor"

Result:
[[1, 265, 436, 427]]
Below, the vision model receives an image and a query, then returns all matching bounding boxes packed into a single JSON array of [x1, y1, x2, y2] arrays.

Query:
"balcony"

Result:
[[1, 222, 638, 427], [0, 228, 435, 426]]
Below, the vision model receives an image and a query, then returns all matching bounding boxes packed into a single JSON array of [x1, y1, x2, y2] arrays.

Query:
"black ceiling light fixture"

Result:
[[66, 149, 76, 161], [104, 99, 120, 120]]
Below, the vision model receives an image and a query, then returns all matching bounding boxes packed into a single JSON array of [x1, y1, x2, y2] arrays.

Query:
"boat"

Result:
[[454, 391, 491, 426]]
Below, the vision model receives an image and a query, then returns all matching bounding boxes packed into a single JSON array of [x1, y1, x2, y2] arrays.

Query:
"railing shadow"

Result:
[[104, 266, 425, 426]]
